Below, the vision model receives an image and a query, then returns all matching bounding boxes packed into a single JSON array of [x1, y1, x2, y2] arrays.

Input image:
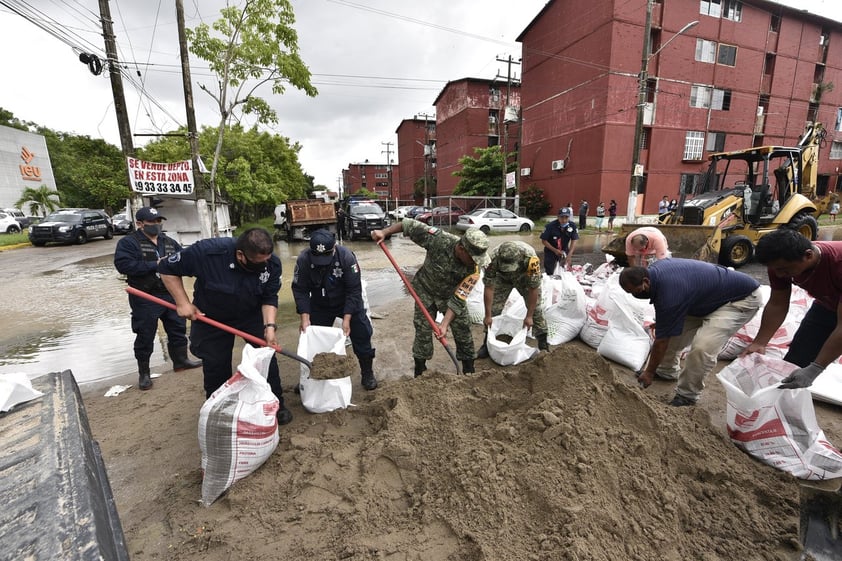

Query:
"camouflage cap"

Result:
[[493, 241, 527, 272], [460, 228, 490, 267]]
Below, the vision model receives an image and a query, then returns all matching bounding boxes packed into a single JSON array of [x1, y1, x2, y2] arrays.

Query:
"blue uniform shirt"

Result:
[[647, 258, 759, 339], [540, 219, 579, 254], [291, 245, 364, 315], [157, 237, 282, 322]]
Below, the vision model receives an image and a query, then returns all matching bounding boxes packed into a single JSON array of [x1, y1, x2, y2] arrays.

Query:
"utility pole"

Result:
[[175, 0, 211, 237], [497, 55, 521, 205], [416, 112, 434, 207], [627, 0, 653, 225], [381, 141, 393, 208], [97, 0, 142, 212]]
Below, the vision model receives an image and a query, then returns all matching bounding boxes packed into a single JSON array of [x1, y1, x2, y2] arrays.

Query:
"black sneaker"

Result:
[[277, 406, 293, 425], [669, 394, 696, 407]]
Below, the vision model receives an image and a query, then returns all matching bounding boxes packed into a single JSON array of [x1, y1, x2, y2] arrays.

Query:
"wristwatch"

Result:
[[264, 323, 277, 329]]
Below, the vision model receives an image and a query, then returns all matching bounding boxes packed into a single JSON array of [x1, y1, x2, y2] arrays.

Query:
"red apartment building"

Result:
[[395, 117, 436, 203], [342, 162, 400, 200], [432, 78, 522, 197], [516, 0, 842, 216]]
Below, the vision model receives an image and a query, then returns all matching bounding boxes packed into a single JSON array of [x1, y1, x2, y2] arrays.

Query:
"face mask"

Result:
[[142, 224, 162, 236], [239, 254, 267, 273]]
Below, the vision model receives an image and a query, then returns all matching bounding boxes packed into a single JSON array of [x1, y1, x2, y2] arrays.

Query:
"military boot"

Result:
[[537, 333, 549, 352], [414, 359, 427, 378], [358, 354, 378, 391], [462, 359, 475, 374], [138, 359, 152, 390], [168, 344, 203, 372]]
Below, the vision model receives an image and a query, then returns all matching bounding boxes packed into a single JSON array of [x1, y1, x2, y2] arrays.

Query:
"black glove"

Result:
[[779, 362, 824, 389]]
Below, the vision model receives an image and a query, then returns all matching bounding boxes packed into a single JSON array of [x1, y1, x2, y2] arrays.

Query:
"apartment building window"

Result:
[[829, 142, 842, 160], [683, 131, 705, 160], [723, 1, 742, 21], [690, 86, 731, 110], [835, 108, 842, 132], [700, 0, 721, 17], [718, 44, 737, 66], [707, 132, 726, 152], [770, 14, 780, 32], [374, 173, 388, 179], [695, 39, 717, 63]]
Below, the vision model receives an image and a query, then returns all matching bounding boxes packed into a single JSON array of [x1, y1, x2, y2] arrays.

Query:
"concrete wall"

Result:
[[0, 124, 57, 210]]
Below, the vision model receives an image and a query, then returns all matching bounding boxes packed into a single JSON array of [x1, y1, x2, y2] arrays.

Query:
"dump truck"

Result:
[[273, 199, 337, 241], [604, 122, 838, 268]]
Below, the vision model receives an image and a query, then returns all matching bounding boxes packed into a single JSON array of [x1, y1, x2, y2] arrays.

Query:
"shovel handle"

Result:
[[125, 286, 312, 369], [377, 240, 461, 374]]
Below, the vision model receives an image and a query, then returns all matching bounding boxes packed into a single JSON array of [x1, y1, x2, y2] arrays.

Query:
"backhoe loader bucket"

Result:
[[603, 224, 721, 266]]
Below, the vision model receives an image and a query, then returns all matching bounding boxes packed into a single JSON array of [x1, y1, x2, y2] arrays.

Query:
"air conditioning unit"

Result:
[[551, 160, 565, 171], [520, 167, 531, 176]]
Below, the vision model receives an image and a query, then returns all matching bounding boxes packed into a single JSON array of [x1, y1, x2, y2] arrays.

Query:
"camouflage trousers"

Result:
[[413, 285, 475, 361], [489, 282, 547, 336]]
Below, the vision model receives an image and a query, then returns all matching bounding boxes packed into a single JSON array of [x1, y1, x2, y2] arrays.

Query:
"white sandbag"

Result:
[[298, 326, 353, 414], [808, 363, 842, 407], [579, 274, 655, 349], [501, 288, 529, 320], [717, 354, 842, 480], [198, 344, 280, 506], [598, 296, 651, 372], [541, 271, 586, 345], [487, 315, 538, 366], [466, 270, 486, 324], [0, 372, 44, 412]]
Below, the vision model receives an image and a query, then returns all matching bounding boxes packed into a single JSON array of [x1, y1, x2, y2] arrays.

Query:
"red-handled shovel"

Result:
[[125, 286, 312, 369], [376, 240, 461, 374]]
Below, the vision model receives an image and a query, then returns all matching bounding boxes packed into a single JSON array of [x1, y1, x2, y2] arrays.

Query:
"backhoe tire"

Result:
[[786, 214, 818, 241], [718, 235, 754, 268]]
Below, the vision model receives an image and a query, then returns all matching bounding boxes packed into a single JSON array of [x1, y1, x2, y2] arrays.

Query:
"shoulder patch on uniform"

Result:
[[167, 252, 181, 263], [527, 256, 540, 276], [427, 226, 440, 235]]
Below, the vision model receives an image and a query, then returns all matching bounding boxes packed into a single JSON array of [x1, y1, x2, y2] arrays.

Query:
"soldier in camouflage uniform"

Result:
[[372, 218, 489, 376], [477, 241, 549, 358]]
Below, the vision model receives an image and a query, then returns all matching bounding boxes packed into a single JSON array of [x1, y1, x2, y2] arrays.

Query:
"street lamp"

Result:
[[627, 6, 699, 224]]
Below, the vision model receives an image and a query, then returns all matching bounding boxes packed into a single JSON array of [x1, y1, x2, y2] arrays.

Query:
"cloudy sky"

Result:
[[0, 0, 839, 189]]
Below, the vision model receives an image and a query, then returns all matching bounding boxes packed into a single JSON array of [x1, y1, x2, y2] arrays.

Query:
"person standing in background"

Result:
[[607, 200, 617, 232], [595, 202, 606, 232], [540, 209, 578, 275], [578, 200, 589, 230]]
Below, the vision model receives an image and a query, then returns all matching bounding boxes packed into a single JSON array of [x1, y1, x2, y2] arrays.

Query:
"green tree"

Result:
[[519, 184, 551, 220], [453, 145, 516, 196], [186, 0, 317, 233], [139, 124, 310, 225], [15, 185, 61, 216]]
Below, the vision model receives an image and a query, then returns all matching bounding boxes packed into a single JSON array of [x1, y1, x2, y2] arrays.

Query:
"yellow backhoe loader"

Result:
[[604, 122, 838, 267]]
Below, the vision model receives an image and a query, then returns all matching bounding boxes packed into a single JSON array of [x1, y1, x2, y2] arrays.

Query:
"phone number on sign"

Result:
[[133, 181, 194, 194]]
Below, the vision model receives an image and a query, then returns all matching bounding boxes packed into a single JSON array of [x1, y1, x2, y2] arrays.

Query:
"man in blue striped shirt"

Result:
[[619, 259, 762, 406]]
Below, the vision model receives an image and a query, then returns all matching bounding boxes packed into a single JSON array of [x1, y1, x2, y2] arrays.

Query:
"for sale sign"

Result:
[[127, 156, 195, 195]]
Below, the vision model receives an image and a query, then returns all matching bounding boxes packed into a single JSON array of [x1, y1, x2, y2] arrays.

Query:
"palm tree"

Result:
[[15, 185, 61, 217]]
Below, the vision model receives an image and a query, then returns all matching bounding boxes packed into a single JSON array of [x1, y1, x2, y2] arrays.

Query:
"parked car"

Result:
[[0, 211, 22, 234], [405, 206, 431, 219], [387, 205, 417, 221], [2, 208, 34, 228], [455, 208, 534, 233], [111, 213, 134, 235], [415, 206, 466, 226], [28, 208, 113, 246]]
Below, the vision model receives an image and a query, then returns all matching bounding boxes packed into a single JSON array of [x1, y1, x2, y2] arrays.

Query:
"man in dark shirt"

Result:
[[620, 259, 762, 406], [292, 229, 377, 390], [114, 206, 201, 390], [158, 227, 293, 425], [539, 209, 578, 275], [743, 229, 842, 389]]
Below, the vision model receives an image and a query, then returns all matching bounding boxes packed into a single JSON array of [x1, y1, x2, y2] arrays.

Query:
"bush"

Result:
[[520, 184, 551, 220]]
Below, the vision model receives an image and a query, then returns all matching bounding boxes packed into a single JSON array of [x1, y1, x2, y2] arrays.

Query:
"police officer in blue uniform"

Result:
[[114, 206, 201, 390], [292, 229, 377, 390], [158, 227, 293, 425], [539, 209, 579, 275]]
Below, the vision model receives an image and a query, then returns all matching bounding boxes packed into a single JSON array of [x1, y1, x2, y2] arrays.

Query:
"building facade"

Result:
[[0, 124, 57, 209], [432, 78, 522, 197], [516, 0, 842, 216], [395, 117, 436, 203], [342, 161, 400, 200]]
